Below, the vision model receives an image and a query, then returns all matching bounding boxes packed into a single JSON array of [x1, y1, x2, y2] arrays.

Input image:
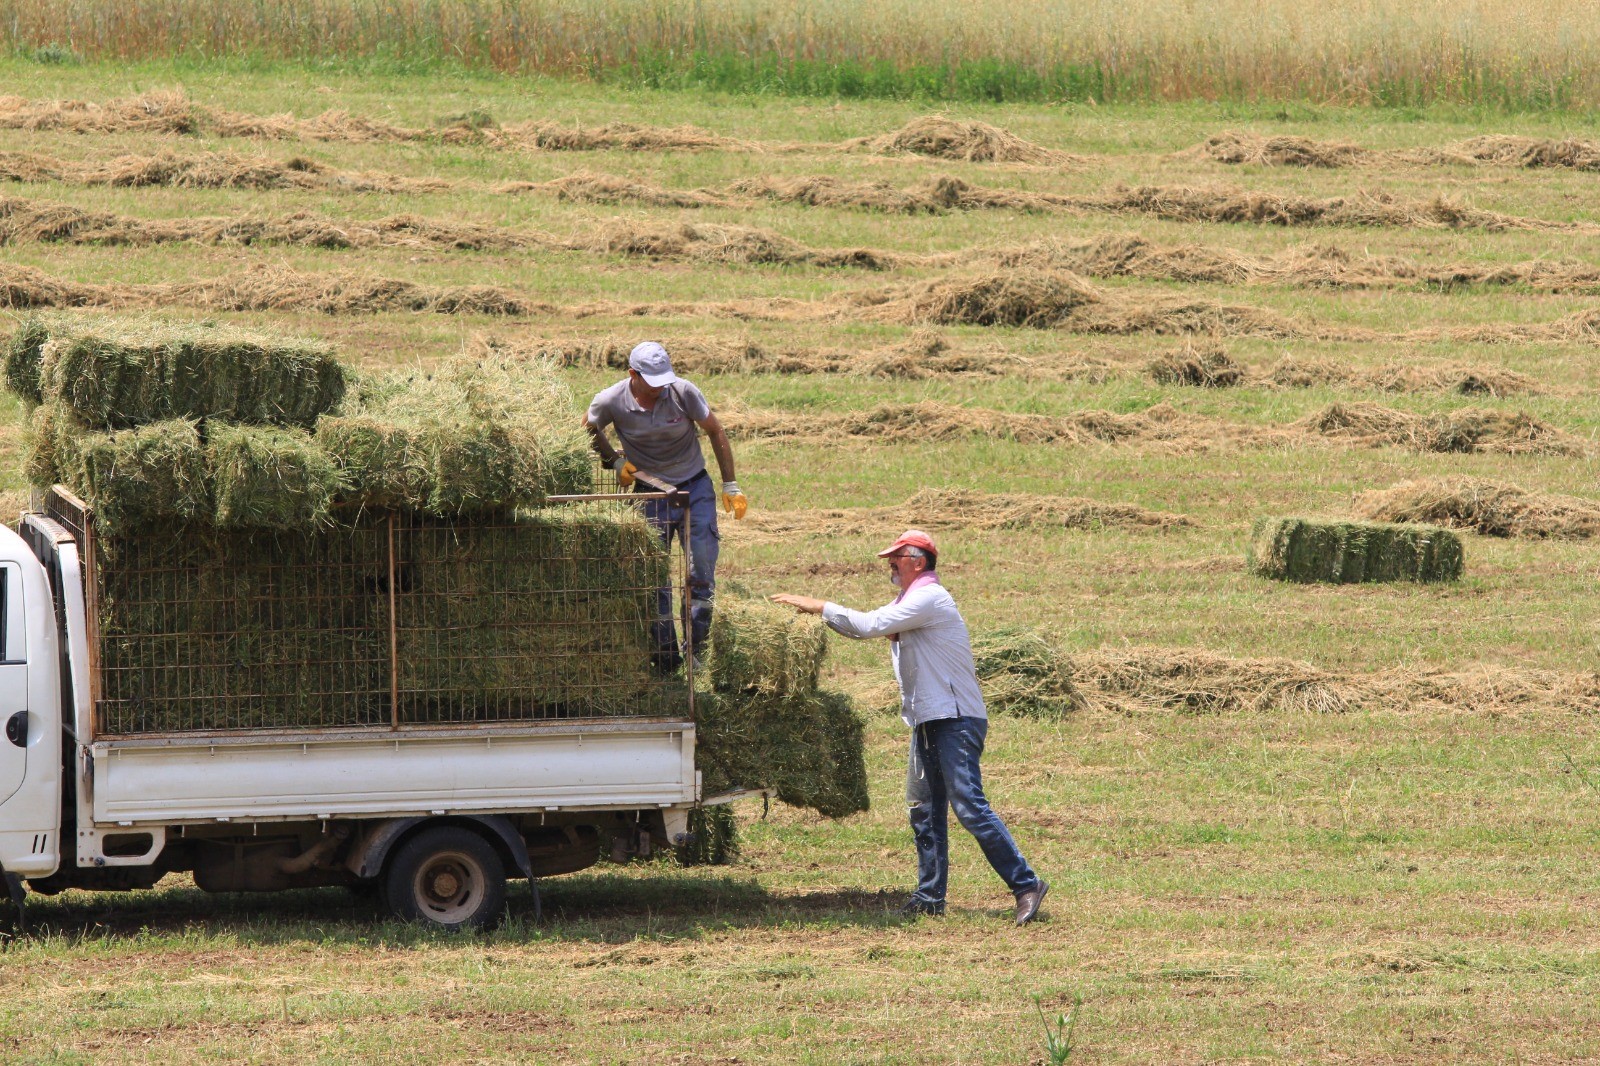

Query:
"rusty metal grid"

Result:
[[46, 489, 692, 737]]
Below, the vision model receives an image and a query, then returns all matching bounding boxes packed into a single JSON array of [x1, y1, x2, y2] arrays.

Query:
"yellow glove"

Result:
[[721, 481, 748, 519], [611, 457, 637, 488]]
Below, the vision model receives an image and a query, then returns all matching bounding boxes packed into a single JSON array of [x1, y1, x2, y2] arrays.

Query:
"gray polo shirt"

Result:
[[587, 378, 712, 486]]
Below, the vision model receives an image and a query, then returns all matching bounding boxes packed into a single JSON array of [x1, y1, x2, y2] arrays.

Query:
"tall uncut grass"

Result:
[[6, 0, 1600, 110]]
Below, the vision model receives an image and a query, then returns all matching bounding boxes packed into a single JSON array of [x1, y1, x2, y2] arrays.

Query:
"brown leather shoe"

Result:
[[1014, 879, 1049, 925]]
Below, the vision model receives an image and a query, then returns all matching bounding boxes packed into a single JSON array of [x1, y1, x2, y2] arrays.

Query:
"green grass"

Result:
[[3, 63, 1600, 1063]]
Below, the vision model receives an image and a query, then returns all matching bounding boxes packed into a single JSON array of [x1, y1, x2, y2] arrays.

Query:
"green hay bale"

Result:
[[696, 688, 869, 819], [675, 805, 740, 866], [47, 416, 211, 531], [323, 353, 592, 515], [22, 402, 65, 486], [4, 317, 49, 406], [208, 422, 342, 531], [711, 594, 827, 697], [395, 504, 671, 721], [1247, 516, 1464, 584], [36, 317, 345, 429], [971, 627, 1088, 719]]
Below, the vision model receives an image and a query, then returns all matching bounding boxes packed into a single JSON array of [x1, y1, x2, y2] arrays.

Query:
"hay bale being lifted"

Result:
[[1247, 516, 1463, 584], [695, 688, 869, 819], [710, 594, 827, 698], [17, 315, 346, 428]]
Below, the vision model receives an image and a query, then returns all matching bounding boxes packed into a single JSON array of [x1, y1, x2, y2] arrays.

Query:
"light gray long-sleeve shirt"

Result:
[[821, 579, 988, 727]]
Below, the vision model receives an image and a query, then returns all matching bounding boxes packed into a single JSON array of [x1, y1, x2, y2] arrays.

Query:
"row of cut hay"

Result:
[[1296, 402, 1584, 456], [0, 92, 1078, 164], [1265, 357, 1541, 397], [1188, 131, 1600, 172], [1247, 517, 1464, 584], [1355, 477, 1600, 539], [728, 488, 1191, 543], [1146, 341, 1246, 387], [5, 314, 346, 427], [91, 506, 671, 734], [969, 628, 1089, 718], [0, 149, 452, 193]]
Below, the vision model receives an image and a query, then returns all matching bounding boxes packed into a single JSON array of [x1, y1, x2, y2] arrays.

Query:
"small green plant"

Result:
[[1033, 992, 1082, 1064], [25, 42, 81, 65]]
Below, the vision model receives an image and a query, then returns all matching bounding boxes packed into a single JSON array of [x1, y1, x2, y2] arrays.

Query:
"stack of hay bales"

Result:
[[1247, 516, 1464, 583], [5, 314, 679, 735], [697, 592, 869, 820]]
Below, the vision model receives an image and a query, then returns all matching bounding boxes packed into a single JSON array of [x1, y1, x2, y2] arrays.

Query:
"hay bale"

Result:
[[34, 317, 346, 428], [43, 416, 211, 531], [675, 806, 739, 866], [208, 422, 341, 531], [323, 353, 591, 515], [1247, 516, 1463, 584], [1355, 477, 1600, 540], [711, 595, 827, 698], [970, 627, 1087, 718], [695, 688, 868, 819], [1146, 341, 1244, 387], [3, 316, 49, 404]]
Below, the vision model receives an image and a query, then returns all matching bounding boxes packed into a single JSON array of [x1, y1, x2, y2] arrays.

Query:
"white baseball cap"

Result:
[[628, 341, 678, 387]]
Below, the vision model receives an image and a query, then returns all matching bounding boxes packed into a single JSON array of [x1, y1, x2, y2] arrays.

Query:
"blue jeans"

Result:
[[907, 716, 1039, 903], [638, 472, 720, 658]]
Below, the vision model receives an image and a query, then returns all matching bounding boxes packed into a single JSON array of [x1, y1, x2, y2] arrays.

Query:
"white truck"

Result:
[[0, 490, 739, 932]]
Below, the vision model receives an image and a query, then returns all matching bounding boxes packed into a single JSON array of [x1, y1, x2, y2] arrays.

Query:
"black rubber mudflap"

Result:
[[0, 869, 26, 942]]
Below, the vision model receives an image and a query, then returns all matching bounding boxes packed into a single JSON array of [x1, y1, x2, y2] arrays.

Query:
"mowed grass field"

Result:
[[3, 60, 1600, 1064]]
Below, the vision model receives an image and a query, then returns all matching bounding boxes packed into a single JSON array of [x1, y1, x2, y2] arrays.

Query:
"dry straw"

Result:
[[710, 596, 828, 699], [1247, 517, 1463, 584], [842, 116, 1082, 165], [1297, 402, 1585, 456], [1146, 341, 1244, 387], [1355, 477, 1600, 539], [969, 628, 1088, 718]]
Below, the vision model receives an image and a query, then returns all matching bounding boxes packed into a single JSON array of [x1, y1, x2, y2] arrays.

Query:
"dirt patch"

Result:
[[1354, 477, 1600, 539], [840, 115, 1083, 165], [1296, 402, 1585, 456]]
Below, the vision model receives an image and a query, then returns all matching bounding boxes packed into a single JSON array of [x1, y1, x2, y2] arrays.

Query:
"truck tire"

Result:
[[384, 827, 506, 931]]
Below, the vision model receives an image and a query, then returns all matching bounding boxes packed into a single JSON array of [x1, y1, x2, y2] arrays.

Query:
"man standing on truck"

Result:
[[585, 341, 746, 673], [770, 531, 1049, 925]]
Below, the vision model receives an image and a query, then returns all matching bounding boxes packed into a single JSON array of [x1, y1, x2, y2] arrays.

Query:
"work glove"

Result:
[[611, 457, 637, 488], [721, 481, 748, 519]]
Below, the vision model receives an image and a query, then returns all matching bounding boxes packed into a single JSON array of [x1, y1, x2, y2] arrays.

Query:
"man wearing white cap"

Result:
[[585, 341, 746, 672], [772, 530, 1049, 926]]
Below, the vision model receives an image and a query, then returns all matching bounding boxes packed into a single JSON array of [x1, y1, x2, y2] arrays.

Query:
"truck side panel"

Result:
[[91, 721, 697, 825]]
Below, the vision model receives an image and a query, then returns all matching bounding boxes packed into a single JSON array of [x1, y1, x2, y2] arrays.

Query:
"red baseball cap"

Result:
[[878, 529, 938, 559]]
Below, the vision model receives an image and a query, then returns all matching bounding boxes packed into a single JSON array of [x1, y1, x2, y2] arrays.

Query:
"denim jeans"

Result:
[[638, 472, 720, 658], [906, 716, 1039, 902]]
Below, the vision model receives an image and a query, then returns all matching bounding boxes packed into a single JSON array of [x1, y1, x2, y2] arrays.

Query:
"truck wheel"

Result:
[[384, 827, 506, 932]]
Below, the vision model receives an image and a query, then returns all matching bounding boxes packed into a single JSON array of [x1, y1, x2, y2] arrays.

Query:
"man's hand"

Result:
[[611, 457, 637, 488], [771, 593, 825, 615], [721, 480, 748, 519]]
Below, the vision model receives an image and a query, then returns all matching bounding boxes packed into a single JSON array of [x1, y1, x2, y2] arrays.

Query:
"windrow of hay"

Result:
[[0, 149, 451, 193], [1296, 402, 1586, 455], [1146, 341, 1245, 387], [1354, 477, 1600, 539], [839, 116, 1084, 165], [1267, 357, 1542, 397], [728, 487, 1192, 542], [1188, 131, 1600, 173], [969, 628, 1089, 718], [1247, 516, 1464, 584]]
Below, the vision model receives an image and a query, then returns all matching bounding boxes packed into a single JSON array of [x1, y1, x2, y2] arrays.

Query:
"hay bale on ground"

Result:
[[1247, 516, 1463, 584], [1146, 341, 1244, 387], [1355, 477, 1600, 539], [40, 415, 211, 531], [676, 805, 739, 866], [208, 422, 341, 531], [28, 317, 345, 428], [695, 688, 869, 819], [711, 595, 827, 698], [970, 627, 1087, 718]]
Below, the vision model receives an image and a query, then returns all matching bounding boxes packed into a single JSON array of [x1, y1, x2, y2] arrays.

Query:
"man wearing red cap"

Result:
[[773, 531, 1048, 925], [585, 341, 746, 672]]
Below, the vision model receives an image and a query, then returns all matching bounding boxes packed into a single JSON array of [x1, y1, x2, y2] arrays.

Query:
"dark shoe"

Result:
[[897, 895, 946, 918], [1014, 879, 1049, 926]]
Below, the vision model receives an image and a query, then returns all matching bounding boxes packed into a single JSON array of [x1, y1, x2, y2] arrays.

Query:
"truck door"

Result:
[[0, 564, 28, 806]]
